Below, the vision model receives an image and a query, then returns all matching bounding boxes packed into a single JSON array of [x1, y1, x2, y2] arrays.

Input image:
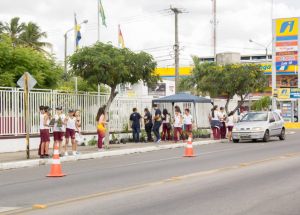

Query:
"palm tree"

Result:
[[19, 22, 52, 52], [1, 17, 25, 45], [0, 21, 4, 34]]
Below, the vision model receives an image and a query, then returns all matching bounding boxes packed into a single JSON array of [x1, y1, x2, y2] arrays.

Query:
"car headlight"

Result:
[[252, 127, 263, 131]]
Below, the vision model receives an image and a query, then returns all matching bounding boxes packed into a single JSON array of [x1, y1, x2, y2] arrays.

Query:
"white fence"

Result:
[[0, 87, 153, 136], [0, 87, 212, 137]]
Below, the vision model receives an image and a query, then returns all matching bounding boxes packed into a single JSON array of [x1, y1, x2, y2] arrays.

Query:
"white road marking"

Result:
[[0, 207, 21, 213]]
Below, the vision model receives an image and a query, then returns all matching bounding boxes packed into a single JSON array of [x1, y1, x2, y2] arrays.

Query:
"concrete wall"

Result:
[[216, 52, 241, 65]]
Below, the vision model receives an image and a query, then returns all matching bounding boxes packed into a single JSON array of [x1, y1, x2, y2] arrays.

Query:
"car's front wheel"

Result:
[[279, 128, 286, 140], [263, 130, 270, 142], [233, 139, 239, 143]]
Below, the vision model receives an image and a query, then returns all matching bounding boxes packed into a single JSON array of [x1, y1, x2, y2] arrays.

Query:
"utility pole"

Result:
[[212, 0, 217, 61], [170, 6, 182, 93]]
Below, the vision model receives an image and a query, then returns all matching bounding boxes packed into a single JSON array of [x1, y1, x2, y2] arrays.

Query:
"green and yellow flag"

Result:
[[98, 0, 107, 27]]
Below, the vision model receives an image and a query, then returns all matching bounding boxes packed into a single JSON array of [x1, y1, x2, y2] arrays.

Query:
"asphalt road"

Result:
[[0, 131, 300, 215]]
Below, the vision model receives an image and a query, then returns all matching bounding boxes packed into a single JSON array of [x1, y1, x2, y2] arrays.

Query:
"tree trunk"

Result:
[[225, 97, 230, 115], [104, 85, 117, 149], [230, 94, 248, 115]]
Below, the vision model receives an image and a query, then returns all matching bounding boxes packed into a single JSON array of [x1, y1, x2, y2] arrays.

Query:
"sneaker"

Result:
[[156, 139, 161, 143], [72, 151, 80, 155], [64, 152, 68, 156]]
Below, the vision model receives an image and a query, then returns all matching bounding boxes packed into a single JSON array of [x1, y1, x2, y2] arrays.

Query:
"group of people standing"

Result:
[[209, 105, 236, 141], [39, 105, 81, 158], [129, 104, 194, 143]]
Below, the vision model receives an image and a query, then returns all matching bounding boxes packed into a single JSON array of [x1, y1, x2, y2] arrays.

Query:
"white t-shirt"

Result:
[[183, 114, 193, 125], [53, 114, 66, 132], [40, 113, 49, 130], [227, 115, 235, 127], [211, 111, 221, 121], [163, 114, 171, 123], [174, 114, 183, 128], [66, 116, 76, 130]]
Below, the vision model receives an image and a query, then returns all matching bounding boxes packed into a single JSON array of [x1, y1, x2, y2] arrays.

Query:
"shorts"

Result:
[[53, 131, 64, 141], [184, 124, 193, 132], [65, 128, 75, 139], [40, 129, 50, 142], [227, 126, 234, 132]]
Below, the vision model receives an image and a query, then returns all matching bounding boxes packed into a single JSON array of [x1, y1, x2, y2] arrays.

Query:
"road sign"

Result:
[[17, 72, 37, 90], [16, 72, 36, 159]]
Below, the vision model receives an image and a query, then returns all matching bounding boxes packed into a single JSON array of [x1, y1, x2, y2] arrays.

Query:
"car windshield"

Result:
[[240, 112, 268, 122]]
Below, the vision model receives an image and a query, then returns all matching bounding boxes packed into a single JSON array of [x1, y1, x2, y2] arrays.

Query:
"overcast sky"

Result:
[[0, 0, 300, 67]]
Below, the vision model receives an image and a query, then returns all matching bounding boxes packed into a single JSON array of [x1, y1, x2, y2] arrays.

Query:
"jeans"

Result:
[[145, 123, 153, 141], [132, 126, 140, 142], [153, 121, 162, 141]]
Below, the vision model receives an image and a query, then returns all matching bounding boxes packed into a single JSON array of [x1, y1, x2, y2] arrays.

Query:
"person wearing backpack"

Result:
[[53, 106, 66, 156]]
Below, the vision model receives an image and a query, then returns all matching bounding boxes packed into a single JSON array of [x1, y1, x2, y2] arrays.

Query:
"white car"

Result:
[[232, 111, 285, 143]]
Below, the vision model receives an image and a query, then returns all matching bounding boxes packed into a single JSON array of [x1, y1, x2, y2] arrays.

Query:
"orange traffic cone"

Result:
[[47, 143, 66, 177], [184, 134, 196, 157]]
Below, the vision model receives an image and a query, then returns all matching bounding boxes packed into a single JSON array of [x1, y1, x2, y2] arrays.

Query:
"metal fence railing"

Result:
[[0, 87, 153, 136]]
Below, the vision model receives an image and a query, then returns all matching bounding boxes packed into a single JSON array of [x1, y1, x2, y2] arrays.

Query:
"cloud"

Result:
[[0, 0, 299, 66]]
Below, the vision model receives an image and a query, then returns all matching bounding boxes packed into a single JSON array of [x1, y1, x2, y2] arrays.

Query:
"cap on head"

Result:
[[68, 109, 75, 113], [56, 106, 62, 111]]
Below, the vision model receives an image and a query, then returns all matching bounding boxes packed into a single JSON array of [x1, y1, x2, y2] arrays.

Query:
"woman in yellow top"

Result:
[[96, 105, 107, 151]]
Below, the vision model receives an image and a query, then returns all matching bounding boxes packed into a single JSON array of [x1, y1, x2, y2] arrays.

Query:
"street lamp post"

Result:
[[249, 39, 269, 60], [64, 20, 88, 75], [249, 39, 275, 110]]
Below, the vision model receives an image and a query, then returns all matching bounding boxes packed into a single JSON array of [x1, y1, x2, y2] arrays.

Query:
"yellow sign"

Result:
[[273, 88, 291, 99], [155, 67, 193, 77], [276, 18, 298, 37]]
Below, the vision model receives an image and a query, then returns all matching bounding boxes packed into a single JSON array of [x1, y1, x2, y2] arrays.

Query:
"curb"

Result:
[[0, 140, 222, 171]]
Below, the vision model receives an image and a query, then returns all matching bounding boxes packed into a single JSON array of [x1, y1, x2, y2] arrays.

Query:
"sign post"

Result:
[[17, 72, 37, 159], [24, 73, 30, 159], [272, 17, 300, 112]]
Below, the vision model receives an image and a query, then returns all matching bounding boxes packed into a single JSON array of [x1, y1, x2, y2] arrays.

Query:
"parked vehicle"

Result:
[[232, 111, 285, 143]]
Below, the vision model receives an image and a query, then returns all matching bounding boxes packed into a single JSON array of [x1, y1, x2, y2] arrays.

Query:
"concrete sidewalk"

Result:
[[0, 139, 222, 171]]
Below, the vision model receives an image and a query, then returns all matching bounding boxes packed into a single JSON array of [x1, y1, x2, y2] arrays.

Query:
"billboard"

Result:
[[148, 83, 166, 96], [273, 88, 300, 99], [275, 18, 299, 74]]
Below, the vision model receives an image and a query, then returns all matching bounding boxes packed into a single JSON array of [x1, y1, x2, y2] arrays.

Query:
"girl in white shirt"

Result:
[[64, 109, 77, 156], [173, 109, 183, 142], [53, 106, 65, 156], [183, 108, 193, 138], [226, 111, 236, 142], [209, 105, 221, 140]]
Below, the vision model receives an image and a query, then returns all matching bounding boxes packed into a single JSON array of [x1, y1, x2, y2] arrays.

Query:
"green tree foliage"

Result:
[[0, 17, 25, 45], [251, 96, 271, 111], [0, 35, 63, 88], [70, 42, 159, 107], [180, 57, 268, 114], [0, 17, 50, 52], [19, 22, 52, 52], [69, 42, 159, 145]]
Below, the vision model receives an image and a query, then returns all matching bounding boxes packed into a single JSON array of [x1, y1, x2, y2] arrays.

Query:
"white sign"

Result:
[[17, 72, 37, 90]]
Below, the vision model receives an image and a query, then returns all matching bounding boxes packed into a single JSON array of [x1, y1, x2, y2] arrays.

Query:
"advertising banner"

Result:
[[275, 17, 299, 74]]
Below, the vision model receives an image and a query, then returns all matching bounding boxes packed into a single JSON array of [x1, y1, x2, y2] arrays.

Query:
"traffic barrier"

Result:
[[184, 134, 196, 157], [47, 144, 66, 177]]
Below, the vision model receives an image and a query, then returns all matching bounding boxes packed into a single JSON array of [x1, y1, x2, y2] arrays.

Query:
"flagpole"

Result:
[[74, 13, 77, 51], [118, 24, 120, 48], [97, 0, 100, 41]]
